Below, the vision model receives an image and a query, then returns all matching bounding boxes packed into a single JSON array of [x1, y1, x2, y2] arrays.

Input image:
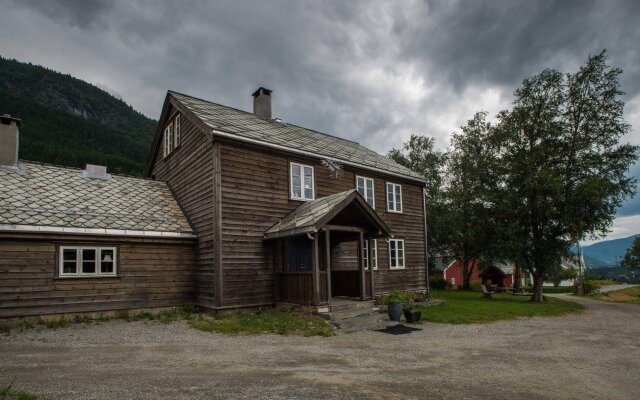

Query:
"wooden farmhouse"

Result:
[[0, 88, 428, 318]]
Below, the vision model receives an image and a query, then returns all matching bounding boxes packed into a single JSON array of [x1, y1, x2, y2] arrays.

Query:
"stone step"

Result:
[[329, 307, 379, 321], [329, 301, 376, 313]]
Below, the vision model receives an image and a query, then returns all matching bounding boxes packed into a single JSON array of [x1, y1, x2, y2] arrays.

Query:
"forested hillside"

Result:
[[0, 57, 156, 175]]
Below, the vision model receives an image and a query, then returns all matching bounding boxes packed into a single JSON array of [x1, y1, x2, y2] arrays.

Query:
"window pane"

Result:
[[100, 249, 115, 274], [395, 189, 401, 211], [82, 249, 96, 274], [62, 248, 77, 274], [303, 167, 313, 199], [387, 185, 394, 208], [292, 164, 300, 177], [363, 241, 369, 268]]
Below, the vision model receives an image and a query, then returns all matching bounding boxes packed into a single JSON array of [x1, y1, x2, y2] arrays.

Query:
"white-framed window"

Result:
[[174, 114, 181, 147], [363, 239, 378, 270], [290, 162, 314, 201], [386, 182, 403, 213], [389, 239, 405, 269], [59, 246, 117, 277], [356, 176, 375, 208], [163, 122, 174, 157]]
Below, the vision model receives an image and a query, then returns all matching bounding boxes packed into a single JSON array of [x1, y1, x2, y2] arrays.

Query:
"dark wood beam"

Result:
[[213, 141, 224, 308], [368, 237, 375, 300], [359, 231, 365, 301], [324, 225, 368, 233], [312, 233, 320, 306], [325, 229, 332, 303]]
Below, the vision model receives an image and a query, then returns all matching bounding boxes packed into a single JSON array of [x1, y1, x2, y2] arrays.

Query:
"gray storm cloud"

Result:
[[1, 0, 639, 233]]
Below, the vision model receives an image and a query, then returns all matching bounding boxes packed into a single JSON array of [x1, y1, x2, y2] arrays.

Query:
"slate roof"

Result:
[[170, 91, 426, 182], [264, 189, 391, 239], [0, 162, 193, 235], [265, 190, 354, 237]]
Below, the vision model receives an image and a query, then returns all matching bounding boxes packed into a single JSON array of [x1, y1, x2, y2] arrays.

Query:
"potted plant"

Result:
[[403, 307, 422, 323], [387, 290, 412, 321]]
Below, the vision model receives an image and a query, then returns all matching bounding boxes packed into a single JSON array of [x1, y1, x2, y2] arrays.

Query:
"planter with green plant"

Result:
[[403, 307, 422, 323], [387, 290, 413, 321]]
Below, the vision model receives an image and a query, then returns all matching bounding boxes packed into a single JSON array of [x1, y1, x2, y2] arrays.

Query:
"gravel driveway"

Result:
[[1, 297, 639, 400]]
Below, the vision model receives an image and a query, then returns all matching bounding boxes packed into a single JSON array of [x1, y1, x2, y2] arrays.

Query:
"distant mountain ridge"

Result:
[[0, 56, 156, 175], [581, 234, 639, 268]]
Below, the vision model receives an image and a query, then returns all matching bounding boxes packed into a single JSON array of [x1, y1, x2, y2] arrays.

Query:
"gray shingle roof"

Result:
[[265, 190, 354, 237], [0, 162, 193, 235], [170, 91, 425, 182]]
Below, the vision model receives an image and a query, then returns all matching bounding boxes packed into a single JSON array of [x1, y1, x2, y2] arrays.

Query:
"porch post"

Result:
[[313, 233, 320, 306], [359, 231, 365, 301], [325, 229, 332, 302], [368, 236, 375, 300]]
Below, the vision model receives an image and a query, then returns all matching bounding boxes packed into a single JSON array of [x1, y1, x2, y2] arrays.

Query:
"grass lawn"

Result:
[[415, 290, 584, 324], [0, 306, 334, 337], [590, 286, 640, 304]]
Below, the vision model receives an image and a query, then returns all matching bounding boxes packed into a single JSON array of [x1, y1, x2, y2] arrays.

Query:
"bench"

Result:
[[481, 284, 495, 299]]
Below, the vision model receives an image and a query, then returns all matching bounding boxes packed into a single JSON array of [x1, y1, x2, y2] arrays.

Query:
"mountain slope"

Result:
[[0, 56, 156, 175], [581, 234, 640, 267]]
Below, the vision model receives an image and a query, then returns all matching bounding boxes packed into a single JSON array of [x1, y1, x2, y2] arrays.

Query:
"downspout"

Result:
[[423, 186, 431, 296]]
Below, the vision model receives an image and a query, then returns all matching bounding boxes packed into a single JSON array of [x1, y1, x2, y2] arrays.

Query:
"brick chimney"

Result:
[[252, 87, 272, 120], [0, 114, 22, 167]]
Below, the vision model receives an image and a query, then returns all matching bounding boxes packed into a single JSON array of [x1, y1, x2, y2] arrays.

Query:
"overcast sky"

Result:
[[0, 0, 638, 244]]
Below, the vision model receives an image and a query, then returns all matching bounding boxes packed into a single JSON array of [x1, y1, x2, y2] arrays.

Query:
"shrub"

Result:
[[573, 280, 601, 295], [469, 279, 483, 292], [429, 275, 446, 290], [388, 290, 414, 304]]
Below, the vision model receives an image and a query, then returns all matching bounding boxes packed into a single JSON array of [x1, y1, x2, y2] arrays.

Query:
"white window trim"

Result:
[[364, 239, 378, 270], [386, 182, 403, 213], [389, 239, 406, 270], [289, 162, 315, 201], [174, 114, 181, 147], [164, 122, 174, 158], [59, 246, 118, 277], [355, 175, 375, 209]]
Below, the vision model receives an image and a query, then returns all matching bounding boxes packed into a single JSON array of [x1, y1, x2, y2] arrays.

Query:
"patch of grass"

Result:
[[0, 324, 10, 336], [187, 309, 334, 337], [587, 279, 618, 286], [0, 385, 38, 400], [521, 286, 575, 294], [415, 290, 584, 324], [590, 286, 640, 304]]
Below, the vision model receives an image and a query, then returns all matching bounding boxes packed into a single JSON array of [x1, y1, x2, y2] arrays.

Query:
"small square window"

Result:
[[62, 248, 78, 274]]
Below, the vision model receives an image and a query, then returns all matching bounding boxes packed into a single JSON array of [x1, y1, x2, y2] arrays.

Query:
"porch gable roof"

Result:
[[264, 190, 392, 239]]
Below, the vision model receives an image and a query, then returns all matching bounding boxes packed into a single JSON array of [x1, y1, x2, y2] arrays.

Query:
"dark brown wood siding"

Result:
[[149, 106, 217, 307], [0, 234, 196, 318], [219, 141, 426, 306]]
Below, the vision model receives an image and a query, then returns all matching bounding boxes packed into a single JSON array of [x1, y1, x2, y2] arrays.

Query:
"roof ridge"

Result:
[[169, 90, 361, 145]]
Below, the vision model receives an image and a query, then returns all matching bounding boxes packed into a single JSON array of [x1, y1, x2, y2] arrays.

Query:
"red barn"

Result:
[[442, 259, 481, 288]]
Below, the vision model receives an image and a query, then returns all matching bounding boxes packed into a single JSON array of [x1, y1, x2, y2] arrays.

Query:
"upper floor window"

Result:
[[174, 114, 181, 147], [364, 239, 378, 270], [163, 122, 174, 157], [356, 176, 375, 208], [59, 246, 117, 277], [290, 162, 314, 201], [386, 182, 403, 213], [389, 239, 405, 269]]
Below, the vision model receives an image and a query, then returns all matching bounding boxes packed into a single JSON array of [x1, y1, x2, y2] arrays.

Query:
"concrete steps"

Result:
[[319, 300, 379, 321]]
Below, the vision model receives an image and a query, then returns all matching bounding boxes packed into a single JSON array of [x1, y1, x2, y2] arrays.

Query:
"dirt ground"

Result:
[[1, 296, 639, 400]]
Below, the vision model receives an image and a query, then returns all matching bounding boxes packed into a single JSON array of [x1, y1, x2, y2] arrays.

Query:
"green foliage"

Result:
[[573, 280, 601, 295], [187, 309, 334, 337], [429, 275, 447, 290], [468, 279, 483, 292], [490, 51, 638, 301], [415, 290, 583, 324], [622, 236, 640, 269], [0, 56, 156, 175], [0, 385, 38, 400], [387, 290, 415, 304]]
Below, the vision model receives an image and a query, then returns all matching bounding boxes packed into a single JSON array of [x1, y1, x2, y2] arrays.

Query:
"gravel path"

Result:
[[598, 284, 638, 293], [1, 297, 639, 400]]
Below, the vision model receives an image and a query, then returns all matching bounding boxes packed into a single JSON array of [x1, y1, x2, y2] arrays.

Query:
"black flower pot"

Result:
[[388, 302, 403, 321], [403, 310, 422, 323]]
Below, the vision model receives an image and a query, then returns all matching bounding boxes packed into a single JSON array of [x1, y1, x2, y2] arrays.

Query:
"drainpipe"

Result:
[[423, 186, 431, 296]]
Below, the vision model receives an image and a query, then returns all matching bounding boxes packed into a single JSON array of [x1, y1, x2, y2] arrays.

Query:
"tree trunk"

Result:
[[513, 264, 521, 290], [462, 256, 473, 290], [531, 272, 545, 302]]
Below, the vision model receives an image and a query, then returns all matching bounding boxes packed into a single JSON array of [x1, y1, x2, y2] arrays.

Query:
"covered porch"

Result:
[[264, 190, 392, 307]]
